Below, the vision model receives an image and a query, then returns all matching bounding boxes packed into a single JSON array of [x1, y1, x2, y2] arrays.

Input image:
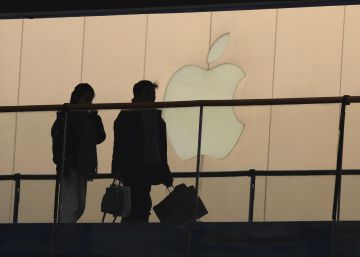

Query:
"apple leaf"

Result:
[[207, 33, 229, 64]]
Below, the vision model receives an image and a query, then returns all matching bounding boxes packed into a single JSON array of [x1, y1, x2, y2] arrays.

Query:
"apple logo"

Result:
[[163, 33, 246, 160]]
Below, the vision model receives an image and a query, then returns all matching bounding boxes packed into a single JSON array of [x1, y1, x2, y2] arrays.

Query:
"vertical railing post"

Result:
[[54, 105, 68, 224], [332, 95, 350, 221], [194, 105, 204, 222], [248, 169, 256, 222], [13, 173, 21, 223], [53, 174, 59, 223]]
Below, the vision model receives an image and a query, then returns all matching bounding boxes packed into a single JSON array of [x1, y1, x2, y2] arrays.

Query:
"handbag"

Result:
[[153, 183, 208, 223], [101, 179, 131, 223]]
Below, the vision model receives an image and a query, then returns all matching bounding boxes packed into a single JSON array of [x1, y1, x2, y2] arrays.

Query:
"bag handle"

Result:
[[112, 178, 122, 186], [166, 185, 174, 195]]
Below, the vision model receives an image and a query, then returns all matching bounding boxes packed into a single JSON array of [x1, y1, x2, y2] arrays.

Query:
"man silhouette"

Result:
[[112, 80, 173, 223]]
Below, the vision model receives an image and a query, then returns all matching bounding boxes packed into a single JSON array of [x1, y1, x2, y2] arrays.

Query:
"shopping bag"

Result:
[[153, 183, 208, 223], [101, 179, 131, 222]]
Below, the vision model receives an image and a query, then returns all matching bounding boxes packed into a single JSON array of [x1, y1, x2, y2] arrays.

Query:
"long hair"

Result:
[[70, 83, 95, 104]]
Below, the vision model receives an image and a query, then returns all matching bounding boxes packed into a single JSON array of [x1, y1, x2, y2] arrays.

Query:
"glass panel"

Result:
[[201, 106, 270, 171], [13, 111, 57, 222], [197, 105, 270, 221], [0, 113, 16, 224], [0, 181, 13, 223], [266, 104, 339, 221], [339, 175, 360, 221], [0, 113, 16, 175], [14, 112, 57, 174], [18, 180, 55, 223], [343, 103, 360, 169], [265, 176, 334, 221], [197, 177, 250, 222], [340, 103, 360, 220], [268, 104, 339, 170]]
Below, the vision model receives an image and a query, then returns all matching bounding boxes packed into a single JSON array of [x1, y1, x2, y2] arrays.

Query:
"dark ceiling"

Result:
[[1, 0, 360, 19]]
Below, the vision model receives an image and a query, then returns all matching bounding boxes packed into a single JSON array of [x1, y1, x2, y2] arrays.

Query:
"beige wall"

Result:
[[1, 5, 360, 223]]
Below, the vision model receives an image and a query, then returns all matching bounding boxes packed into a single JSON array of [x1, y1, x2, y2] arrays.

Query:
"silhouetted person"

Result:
[[112, 80, 173, 223], [51, 83, 106, 223]]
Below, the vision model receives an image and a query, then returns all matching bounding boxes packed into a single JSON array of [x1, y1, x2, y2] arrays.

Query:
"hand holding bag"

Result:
[[101, 179, 131, 222]]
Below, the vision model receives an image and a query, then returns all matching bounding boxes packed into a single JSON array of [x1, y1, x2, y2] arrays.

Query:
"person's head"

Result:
[[70, 83, 95, 104], [132, 80, 158, 103]]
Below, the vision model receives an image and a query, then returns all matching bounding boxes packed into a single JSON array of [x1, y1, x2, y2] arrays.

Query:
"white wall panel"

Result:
[[269, 105, 339, 170], [341, 5, 360, 96], [82, 15, 147, 103], [15, 18, 84, 174], [273, 6, 344, 98], [0, 19, 22, 106], [18, 18, 84, 105]]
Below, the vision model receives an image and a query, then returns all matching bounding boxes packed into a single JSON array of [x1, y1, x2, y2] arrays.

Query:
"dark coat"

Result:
[[51, 110, 106, 177], [111, 109, 173, 186]]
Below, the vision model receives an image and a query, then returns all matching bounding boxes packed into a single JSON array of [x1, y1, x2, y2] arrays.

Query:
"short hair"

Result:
[[133, 80, 158, 97], [70, 83, 95, 104]]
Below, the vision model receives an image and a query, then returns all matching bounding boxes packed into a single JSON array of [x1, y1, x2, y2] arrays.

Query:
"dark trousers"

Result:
[[122, 183, 152, 223]]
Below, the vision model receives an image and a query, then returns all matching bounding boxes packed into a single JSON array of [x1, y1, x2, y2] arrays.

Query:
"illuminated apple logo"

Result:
[[163, 33, 246, 160]]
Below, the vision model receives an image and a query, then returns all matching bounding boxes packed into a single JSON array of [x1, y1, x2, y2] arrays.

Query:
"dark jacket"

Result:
[[51, 110, 106, 177], [111, 109, 173, 186]]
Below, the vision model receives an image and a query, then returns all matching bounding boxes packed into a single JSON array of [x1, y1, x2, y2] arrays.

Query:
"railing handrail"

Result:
[[1, 169, 360, 181], [2, 0, 360, 20], [0, 95, 359, 113]]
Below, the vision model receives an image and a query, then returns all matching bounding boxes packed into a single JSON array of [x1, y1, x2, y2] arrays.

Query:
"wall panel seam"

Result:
[[80, 17, 86, 82], [143, 14, 149, 79], [338, 6, 347, 96], [208, 12, 213, 70], [9, 19, 25, 223], [264, 8, 279, 222]]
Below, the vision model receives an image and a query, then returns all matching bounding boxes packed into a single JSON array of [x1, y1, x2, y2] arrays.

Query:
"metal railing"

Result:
[[0, 95, 359, 223], [2, 0, 360, 19]]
